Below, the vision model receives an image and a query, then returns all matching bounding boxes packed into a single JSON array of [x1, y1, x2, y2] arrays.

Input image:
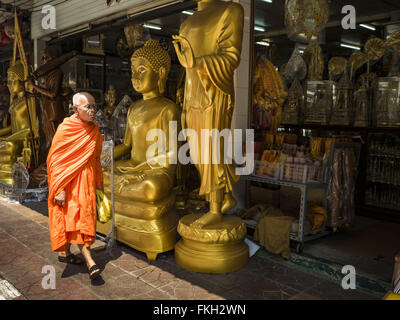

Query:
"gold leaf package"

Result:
[[285, 48, 307, 83]]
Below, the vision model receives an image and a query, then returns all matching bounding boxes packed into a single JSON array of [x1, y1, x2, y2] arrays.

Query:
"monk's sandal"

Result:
[[88, 264, 101, 280], [58, 254, 84, 265]]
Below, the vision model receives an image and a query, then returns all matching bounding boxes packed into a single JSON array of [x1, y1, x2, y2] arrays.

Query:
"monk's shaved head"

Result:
[[72, 92, 97, 123], [73, 92, 95, 107]]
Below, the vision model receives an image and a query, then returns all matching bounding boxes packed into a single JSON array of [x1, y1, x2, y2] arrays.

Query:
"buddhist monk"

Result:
[[47, 92, 103, 280]]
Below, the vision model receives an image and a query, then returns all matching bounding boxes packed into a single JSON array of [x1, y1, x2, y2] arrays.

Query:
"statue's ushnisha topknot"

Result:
[[131, 39, 171, 75]]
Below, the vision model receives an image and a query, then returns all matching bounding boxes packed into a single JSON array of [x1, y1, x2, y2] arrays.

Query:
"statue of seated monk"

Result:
[[99, 40, 180, 260], [0, 60, 39, 184]]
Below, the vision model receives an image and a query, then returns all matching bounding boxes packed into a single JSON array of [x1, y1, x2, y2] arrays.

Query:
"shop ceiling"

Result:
[[47, 0, 196, 56], [255, 0, 400, 44], [254, 0, 400, 62], [0, 0, 33, 24]]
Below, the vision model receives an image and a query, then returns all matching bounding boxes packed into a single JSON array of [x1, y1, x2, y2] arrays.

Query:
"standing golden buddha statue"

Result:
[[0, 61, 39, 184], [97, 40, 180, 261], [172, 0, 249, 273]]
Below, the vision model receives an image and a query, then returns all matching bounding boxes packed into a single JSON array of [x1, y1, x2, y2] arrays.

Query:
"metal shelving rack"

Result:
[[244, 174, 330, 253], [243, 141, 361, 253]]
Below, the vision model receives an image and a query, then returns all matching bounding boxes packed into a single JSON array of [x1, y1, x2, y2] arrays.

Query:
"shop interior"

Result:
[[247, 0, 400, 284]]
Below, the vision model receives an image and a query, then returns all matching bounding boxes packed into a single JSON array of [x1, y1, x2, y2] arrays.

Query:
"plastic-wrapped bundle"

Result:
[[329, 148, 341, 229], [101, 140, 114, 169], [329, 148, 356, 229], [342, 148, 356, 226], [285, 48, 307, 84], [11, 162, 29, 190]]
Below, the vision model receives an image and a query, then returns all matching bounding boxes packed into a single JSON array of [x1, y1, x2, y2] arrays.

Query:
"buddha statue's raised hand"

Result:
[[172, 35, 195, 69]]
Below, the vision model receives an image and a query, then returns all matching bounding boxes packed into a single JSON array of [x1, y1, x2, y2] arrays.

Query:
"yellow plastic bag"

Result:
[[96, 189, 112, 223], [311, 204, 328, 233]]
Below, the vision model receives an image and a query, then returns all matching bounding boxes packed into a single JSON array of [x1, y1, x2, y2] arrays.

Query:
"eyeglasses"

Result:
[[82, 103, 98, 111]]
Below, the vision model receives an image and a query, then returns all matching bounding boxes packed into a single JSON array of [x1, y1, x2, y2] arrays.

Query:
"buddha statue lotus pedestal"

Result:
[[175, 214, 249, 274], [172, 0, 249, 273]]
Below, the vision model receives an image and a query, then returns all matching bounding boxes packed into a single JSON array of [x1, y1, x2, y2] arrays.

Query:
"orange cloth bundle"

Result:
[[47, 114, 103, 252]]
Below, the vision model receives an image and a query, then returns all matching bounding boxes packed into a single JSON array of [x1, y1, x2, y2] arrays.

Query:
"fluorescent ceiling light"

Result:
[[254, 26, 265, 32], [299, 49, 304, 53], [340, 43, 360, 50], [261, 0, 272, 2], [360, 23, 376, 31], [58, 23, 91, 38], [182, 10, 193, 15], [256, 41, 270, 46], [84, 63, 103, 67], [143, 24, 162, 30]]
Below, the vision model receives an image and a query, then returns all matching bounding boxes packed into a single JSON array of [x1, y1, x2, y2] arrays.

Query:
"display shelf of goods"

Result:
[[280, 162, 325, 184], [254, 160, 281, 179], [61, 55, 104, 92], [365, 133, 400, 212], [374, 77, 400, 127]]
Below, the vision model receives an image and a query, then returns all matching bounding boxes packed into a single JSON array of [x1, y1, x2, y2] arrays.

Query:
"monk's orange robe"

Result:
[[47, 114, 103, 252]]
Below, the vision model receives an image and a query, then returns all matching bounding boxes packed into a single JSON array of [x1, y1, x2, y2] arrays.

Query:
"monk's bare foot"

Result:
[[221, 193, 237, 214], [190, 212, 222, 229]]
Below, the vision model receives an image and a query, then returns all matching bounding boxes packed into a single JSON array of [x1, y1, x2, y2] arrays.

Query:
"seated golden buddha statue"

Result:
[[0, 61, 39, 184], [97, 40, 180, 261]]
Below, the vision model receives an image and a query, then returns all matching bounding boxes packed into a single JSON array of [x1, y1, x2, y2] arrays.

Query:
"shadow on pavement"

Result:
[[60, 245, 122, 286]]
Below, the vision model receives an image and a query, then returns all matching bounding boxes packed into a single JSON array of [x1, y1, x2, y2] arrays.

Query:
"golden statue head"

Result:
[[7, 60, 25, 96], [131, 40, 171, 95]]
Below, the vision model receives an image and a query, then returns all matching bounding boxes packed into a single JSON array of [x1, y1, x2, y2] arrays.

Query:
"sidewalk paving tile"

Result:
[[0, 199, 379, 300]]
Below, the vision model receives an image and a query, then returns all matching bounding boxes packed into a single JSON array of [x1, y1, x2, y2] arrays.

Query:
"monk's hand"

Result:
[[172, 35, 195, 69], [54, 190, 66, 207]]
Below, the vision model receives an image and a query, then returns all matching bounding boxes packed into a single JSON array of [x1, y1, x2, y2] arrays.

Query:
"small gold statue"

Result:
[[103, 87, 117, 119], [97, 40, 180, 261], [0, 61, 39, 184]]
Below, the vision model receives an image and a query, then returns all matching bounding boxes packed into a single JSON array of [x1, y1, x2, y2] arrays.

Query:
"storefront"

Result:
[[0, 0, 398, 287]]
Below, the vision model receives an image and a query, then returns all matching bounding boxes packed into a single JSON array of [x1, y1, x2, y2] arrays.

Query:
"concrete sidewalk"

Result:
[[0, 198, 376, 300]]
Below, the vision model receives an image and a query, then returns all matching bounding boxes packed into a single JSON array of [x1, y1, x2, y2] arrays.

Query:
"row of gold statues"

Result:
[[0, 0, 248, 274]]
